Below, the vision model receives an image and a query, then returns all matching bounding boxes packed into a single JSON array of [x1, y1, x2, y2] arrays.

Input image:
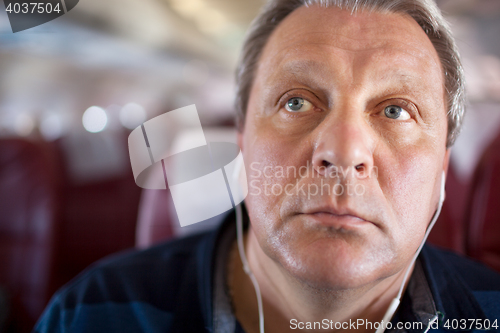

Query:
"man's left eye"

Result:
[[383, 105, 411, 120], [285, 97, 313, 112]]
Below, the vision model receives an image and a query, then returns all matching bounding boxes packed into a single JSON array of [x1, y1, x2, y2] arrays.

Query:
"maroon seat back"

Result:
[[53, 133, 142, 288], [135, 127, 239, 248], [0, 139, 60, 332], [465, 130, 500, 272], [135, 189, 175, 248]]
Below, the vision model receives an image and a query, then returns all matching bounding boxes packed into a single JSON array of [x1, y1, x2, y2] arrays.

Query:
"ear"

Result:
[[237, 130, 244, 152], [442, 148, 451, 178], [440, 148, 451, 202]]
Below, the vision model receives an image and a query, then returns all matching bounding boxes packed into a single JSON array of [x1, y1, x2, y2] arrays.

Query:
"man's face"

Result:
[[239, 5, 449, 290]]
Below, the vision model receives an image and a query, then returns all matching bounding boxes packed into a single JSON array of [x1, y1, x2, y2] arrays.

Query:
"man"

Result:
[[35, 0, 500, 332]]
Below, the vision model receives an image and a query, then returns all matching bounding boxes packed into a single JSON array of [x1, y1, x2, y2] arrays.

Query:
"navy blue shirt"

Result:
[[34, 209, 500, 332]]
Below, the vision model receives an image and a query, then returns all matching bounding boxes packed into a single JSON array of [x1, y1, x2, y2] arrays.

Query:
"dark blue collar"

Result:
[[419, 246, 489, 323]]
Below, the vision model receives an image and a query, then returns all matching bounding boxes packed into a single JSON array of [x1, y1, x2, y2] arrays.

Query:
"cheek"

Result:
[[377, 143, 442, 250], [242, 119, 311, 237]]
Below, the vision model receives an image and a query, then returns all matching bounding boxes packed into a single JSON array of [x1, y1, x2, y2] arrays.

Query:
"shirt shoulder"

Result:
[[423, 245, 500, 291], [33, 232, 210, 333], [422, 245, 500, 328]]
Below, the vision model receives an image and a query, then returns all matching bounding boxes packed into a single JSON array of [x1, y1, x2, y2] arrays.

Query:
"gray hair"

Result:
[[235, 0, 465, 147]]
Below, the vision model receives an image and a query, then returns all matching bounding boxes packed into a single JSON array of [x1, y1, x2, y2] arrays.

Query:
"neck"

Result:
[[228, 227, 413, 333]]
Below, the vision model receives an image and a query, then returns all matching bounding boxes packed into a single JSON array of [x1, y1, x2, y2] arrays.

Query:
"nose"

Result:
[[312, 113, 374, 180]]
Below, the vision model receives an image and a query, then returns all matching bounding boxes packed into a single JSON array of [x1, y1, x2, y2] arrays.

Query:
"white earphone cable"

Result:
[[375, 171, 446, 333], [236, 203, 265, 333]]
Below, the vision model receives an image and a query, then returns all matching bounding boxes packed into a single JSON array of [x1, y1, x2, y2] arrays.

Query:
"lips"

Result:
[[295, 205, 377, 229], [300, 212, 370, 230]]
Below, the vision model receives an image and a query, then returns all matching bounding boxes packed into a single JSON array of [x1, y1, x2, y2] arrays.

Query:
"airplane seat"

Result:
[[0, 139, 60, 332], [427, 163, 468, 254], [465, 129, 500, 272], [135, 127, 237, 248]]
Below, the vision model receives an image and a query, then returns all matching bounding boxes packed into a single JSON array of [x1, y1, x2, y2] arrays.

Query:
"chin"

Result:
[[263, 230, 400, 291]]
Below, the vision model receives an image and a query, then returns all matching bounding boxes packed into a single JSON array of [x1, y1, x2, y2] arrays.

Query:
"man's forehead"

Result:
[[266, 5, 432, 49], [267, 58, 429, 85], [257, 5, 442, 79]]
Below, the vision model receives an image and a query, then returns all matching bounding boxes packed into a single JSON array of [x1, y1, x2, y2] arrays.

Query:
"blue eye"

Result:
[[285, 97, 313, 112], [384, 105, 410, 120]]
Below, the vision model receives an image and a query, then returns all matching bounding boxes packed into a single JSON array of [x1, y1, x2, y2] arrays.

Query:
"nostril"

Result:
[[355, 164, 369, 178], [315, 160, 334, 176]]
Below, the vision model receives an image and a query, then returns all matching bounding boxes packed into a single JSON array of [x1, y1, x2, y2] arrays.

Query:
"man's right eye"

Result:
[[285, 97, 313, 112]]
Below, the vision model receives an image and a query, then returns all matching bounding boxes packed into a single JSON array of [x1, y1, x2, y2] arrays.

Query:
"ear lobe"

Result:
[[237, 132, 244, 152], [442, 148, 451, 178], [441, 149, 451, 202]]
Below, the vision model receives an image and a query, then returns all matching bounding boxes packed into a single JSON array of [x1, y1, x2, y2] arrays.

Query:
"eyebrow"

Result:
[[265, 59, 333, 101]]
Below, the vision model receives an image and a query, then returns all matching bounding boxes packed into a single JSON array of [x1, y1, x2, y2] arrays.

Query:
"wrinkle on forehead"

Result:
[[257, 5, 443, 77]]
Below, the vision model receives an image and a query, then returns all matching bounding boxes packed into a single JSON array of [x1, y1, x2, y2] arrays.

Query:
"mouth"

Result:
[[295, 206, 375, 230], [299, 212, 370, 230]]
